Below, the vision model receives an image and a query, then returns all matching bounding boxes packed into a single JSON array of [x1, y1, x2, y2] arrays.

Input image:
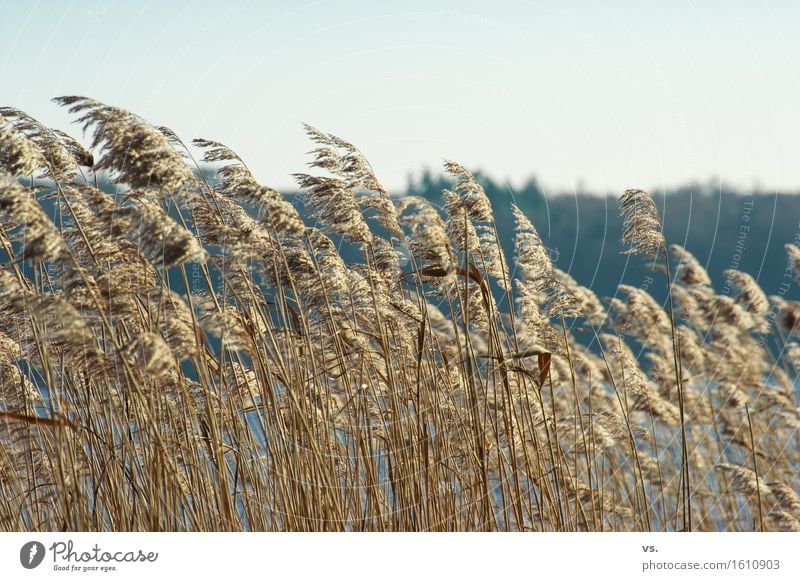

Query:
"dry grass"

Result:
[[0, 98, 799, 531]]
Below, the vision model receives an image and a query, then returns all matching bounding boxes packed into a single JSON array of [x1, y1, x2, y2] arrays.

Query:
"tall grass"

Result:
[[0, 99, 799, 531]]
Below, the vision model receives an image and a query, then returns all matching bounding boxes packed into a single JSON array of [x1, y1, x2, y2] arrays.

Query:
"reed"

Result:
[[0, 99, 798, 531]]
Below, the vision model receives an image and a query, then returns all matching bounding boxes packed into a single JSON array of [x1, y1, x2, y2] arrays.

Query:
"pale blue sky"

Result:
[[1, 0, 798, 194]]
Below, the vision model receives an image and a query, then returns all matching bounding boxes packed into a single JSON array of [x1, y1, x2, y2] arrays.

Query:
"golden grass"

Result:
[[0, 98, 799, 531]]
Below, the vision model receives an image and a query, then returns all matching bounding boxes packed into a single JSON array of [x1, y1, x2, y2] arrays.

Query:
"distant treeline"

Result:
[[95, 168, 800, 303], [404, 169, 800, 303]]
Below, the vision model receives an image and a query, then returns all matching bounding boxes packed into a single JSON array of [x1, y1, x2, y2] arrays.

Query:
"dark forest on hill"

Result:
[[404, 169, 800, 303], [94, 167, 800, 305]]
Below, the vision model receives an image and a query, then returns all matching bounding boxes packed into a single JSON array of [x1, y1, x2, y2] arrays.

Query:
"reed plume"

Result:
[[0, 98, 797, 534]]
